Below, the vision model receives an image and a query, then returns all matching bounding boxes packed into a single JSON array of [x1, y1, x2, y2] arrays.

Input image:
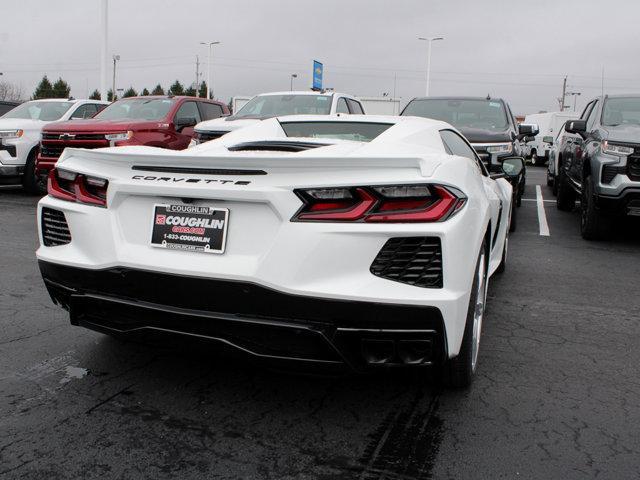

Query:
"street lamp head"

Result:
[[113, 54, 120, 61], [418, 36, 444, 41], [291, 74, 298, 78], [200, 41, 221, 46]]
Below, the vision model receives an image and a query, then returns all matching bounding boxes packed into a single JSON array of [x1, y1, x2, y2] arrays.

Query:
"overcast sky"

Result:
[[1, 0, 638, 115]]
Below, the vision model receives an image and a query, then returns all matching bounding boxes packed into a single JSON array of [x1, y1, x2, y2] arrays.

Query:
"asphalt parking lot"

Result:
[[1, 167, 639, 480]]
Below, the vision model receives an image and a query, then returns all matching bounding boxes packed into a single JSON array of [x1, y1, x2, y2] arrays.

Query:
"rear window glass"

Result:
[[280, 121, 392, 142]]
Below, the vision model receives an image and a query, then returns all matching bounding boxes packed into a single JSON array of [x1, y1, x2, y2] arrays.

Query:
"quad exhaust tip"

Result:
[[361, 339, 433, 366]]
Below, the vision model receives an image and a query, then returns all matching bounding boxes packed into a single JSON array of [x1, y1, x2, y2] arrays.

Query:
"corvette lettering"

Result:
[[132, 175, 250, 185]]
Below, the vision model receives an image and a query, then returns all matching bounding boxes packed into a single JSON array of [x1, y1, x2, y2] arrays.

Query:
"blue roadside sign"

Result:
[[312, 60, 323, 91]]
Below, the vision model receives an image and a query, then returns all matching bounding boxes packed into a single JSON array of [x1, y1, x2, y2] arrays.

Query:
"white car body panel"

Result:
[[37, 115, 511, 360]]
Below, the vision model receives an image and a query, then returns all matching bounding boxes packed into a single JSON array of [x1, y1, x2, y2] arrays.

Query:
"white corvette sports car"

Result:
[[36, 115, 523, 387]]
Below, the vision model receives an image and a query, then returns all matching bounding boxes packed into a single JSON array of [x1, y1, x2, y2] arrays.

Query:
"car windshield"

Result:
[[402, 99, 509, 131], [602, 97, 640, 126], [94, 98, 176, 121], [2, 101, 74, 121], [234, 95, 332, 119], [280, 121, 392, 142]]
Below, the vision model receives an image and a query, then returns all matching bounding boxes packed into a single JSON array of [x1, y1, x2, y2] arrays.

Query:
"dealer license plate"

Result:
[[150, 204, 229, 254]]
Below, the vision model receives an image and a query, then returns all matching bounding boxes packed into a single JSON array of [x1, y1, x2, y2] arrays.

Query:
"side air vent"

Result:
[[370, 237, 443, 288], [601, 165, 621, 184], [41, 208, 71, 247], [628, 154, 640, 181]]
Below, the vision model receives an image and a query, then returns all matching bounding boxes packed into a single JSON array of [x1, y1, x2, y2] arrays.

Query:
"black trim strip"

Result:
[[131, 165, 267, 175]]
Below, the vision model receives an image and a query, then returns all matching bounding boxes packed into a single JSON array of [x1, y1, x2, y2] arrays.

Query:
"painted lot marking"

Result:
[[536, 185, 550, 236]]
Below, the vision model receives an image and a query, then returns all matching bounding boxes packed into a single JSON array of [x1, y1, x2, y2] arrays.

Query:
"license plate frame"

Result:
[[150, 204, 229, 254]]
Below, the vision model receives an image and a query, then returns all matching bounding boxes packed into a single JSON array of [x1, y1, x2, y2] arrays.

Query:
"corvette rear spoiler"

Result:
[[58, 147, 441, 178]]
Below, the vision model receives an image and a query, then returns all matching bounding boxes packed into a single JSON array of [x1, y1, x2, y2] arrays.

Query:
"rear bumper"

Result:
[[39, 260, 447, 370]]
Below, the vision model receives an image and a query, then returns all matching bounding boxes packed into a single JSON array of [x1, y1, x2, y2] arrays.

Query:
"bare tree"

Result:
[[0, 81, 24, 102]]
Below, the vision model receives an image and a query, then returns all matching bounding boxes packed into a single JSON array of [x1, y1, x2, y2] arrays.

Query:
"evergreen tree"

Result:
[[32, 75, 54, 99], [168, 80, 184, 96], [51, 78, 71, 98], [185, 86, 197, 97], [89, 89, 101, 100], [198, 81, 208, 99], [151, 84, 164, 95], [107, 89, 115, 102], [123, 87, 138, 98], [141, 88, 150, 96]]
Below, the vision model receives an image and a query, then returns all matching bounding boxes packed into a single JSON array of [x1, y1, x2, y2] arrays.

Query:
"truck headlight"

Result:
[[486, 143, 513, 154], [601, 140, 634, 156], [0, 129, 24, 139], [105, 131, 133, 141]]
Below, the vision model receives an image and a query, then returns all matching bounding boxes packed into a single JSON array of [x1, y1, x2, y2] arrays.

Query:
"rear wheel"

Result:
[[21, 150, 41, 195], [580, 175, 611, 240], [441, 241, 488, 388], [556, 166, 575, 211]]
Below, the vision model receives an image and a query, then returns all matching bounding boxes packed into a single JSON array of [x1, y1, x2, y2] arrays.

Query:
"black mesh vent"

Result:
[[197, 131, 227, 142], [41, 208, 71, 247], [370, 237, 443, 288], [601, 164, 620, 184], [628, 155, 640, 181]]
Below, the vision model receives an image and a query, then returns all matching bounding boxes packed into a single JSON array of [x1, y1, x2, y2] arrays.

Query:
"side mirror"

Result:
[[175, 117, 197, 131], [501, 157, 525, 177], [518, 123, 539, 138], [542, 136, 554, 144], [565, 119, 587, 136]]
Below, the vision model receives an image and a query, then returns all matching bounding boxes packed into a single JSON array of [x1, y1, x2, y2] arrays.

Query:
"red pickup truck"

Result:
[[36, 95, 229, 185]]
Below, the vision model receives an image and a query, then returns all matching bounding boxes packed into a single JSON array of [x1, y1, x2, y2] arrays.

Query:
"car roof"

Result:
[[409, 96, 506, 103], [255, 91, 356, 99]]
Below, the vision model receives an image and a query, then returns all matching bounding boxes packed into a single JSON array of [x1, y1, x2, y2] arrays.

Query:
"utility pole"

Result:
[[100, 0, 108, 100], [112, 54, 120, 101], [560, 76, 567, 111], [601, 66, 605, 97], [195, 55, 200, 97], [290, 73, 297, 91]]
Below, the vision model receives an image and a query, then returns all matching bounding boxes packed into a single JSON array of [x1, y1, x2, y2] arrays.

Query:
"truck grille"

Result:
[[41, 208, 71, 246], [40, 145, 65, 158], [370, 237, 443, 288], [629, 154, 640, 181], [41, 133, 106, 141]]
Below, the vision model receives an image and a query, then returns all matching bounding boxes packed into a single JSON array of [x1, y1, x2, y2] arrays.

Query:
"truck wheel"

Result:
[[531, 151, 538, 165], [441, 240, 488, 388], [580, 175, 611, 240], [21, 150, 41, 196], [509, 202, 517, 232], [556, 168, 575, 211]]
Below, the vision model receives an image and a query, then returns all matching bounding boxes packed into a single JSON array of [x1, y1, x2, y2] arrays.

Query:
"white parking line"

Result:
[[521, 198, 555, 203], [536, 185, 550, 236]]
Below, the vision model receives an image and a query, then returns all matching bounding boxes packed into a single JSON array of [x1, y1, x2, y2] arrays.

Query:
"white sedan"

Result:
[[36, 115, 522, 387]]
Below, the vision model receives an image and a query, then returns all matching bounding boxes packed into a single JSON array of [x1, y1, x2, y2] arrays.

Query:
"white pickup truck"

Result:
[[0, 98, 108, 193], [191, 91, 365, 145]]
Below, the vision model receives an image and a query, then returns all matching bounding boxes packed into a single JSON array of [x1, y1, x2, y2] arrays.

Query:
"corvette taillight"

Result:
[[292, 184, 466, 223], [48, 168, 108, 207]]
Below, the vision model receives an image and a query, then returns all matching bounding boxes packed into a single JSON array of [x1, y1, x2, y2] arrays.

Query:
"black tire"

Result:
[[546, 172, 553, 187], [509, 201, 517, 232], [496, 234, 508, 274], [580, 175, 611, 240], [441, 240, 488, 388], [556, 166, 575, 211], [21, 149, 41, 195], [531, 151, 538, 166], [552, 174, 558, 196]]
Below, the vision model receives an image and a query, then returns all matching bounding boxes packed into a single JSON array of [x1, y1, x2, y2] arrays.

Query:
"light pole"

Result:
[[112, 54, 120, 101], [290, 73, 298, 91], [418, 36, 444, 97], [566, 91, 581, 111], [200, 41, 220, 99], [100, 0, 109, 101]]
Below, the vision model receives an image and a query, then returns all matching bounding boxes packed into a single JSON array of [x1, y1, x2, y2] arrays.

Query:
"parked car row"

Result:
[[546, 95, 640, 239]]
